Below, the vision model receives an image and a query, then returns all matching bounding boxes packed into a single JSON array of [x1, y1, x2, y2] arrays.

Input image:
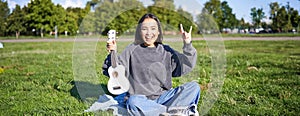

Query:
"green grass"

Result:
[[210, 40, 300, 115], [220, 33, 300, 37], [0, 40, 299, 115]]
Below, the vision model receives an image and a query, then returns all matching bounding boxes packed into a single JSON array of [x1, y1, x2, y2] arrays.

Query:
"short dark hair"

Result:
[[134, 13, 163, 45]]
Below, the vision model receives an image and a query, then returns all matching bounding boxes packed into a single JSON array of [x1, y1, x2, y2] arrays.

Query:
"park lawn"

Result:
[[0, 40, 299, 115]]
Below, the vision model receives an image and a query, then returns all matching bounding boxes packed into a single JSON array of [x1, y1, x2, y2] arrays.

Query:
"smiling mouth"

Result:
[[145, 36, 154, 41], [146, 36, 153, 39]]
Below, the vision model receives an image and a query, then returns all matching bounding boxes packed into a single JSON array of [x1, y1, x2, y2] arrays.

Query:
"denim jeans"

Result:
[[114, 81, 201, 116]]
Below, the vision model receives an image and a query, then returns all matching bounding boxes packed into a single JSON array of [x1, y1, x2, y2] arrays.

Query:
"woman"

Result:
[[103, 13, 200, 116]]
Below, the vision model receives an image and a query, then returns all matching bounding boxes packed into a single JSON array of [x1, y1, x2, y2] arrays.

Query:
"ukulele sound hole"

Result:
[[113, 86, 121, 90], [112, 71, 118, 78]]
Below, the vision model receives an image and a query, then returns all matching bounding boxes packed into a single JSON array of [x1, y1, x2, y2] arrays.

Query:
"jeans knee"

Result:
[[127, 95, 148, 108], [186, 81, 201, 103], [127, 95, 141, 107], [187, 81, 201, 93]]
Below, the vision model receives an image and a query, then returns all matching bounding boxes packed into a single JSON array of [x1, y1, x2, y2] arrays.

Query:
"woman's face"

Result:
[[140, 18, 160, 47]]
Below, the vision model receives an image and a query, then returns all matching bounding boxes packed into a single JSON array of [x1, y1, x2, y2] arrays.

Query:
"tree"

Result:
[[269, 2, 300, 33], [284, 2, 293, 32], [201, 0, 225, 32], [176, 7, 198, 33], [197, 11, 219, 34], [203, 0, 222, 17], [152, 0, 176, 10], [261, 22, 269, 30], [79, 12, 96, 35], [0, 0, 10, 36], [87, 0, 100, 11], [149, 0, 177, 31], [7, 5, 27, 38], [177, 7, 193, 21], [148, 2, 197, 34], [66, 7, 88, 28], [250, 7, 266, 28], [53, 4, 68, 34], [238, 18, 248, 33], [25, 0, 68, 36], [94, 0, 118, 35], [94, 0, 144, 35], [277, 6, 288, 32], [220, 1, 238, 31], [63, 9, 79, 35], [269, 2, 280, 32], [198, 0, 239, 33], [290, 8, 299, 29], [26, 0, 53, 35], [207, 0, 222, 23], [108, 8, 147, 34]]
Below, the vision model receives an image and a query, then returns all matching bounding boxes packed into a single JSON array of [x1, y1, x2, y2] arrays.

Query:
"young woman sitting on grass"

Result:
[[103, 13, 200, 116]]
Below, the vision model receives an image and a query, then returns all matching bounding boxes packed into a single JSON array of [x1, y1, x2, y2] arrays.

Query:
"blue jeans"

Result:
[[114, 82, 201, 116]]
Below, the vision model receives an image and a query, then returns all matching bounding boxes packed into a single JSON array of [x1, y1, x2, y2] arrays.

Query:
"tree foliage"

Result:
[[202, 0, 222, 31], [269, 2, 300, 32], [26, 0, 53, 33], [1, 0, 300, 38], [95, 0, 145, 35], [199, 0, 238, 33], [93, 0, 196, 35], [6, 5, 26, 38], [269, 2, 280, 32], [148, 6, 197, 34], [0, 0, 10, 36], [250, 7, 266, 28], [21, 0, 79, 36], [197, 11, 219, 33], [220, 1, 238, 30]]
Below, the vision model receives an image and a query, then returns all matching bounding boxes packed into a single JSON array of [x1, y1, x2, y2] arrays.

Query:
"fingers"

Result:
[[180, 24, 192, 44], [180, 24, 184, 33], [180, 24, 192, 34], [106, 40, 116, 52], [189, 26, 193, 33]]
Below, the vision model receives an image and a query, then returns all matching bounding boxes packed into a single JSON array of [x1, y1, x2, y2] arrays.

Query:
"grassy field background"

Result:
[[0, 40, 299, 115]]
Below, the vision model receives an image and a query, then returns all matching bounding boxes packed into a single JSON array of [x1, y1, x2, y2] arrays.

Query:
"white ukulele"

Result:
[[107, 30, 130, 95]]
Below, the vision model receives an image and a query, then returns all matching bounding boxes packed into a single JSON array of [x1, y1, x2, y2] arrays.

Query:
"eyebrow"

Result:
[[141, 26, 157, 28]]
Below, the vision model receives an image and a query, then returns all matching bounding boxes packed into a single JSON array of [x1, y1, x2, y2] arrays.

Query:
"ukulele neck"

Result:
[[110, 50, 117, 68], [108, 30, 117, 68]]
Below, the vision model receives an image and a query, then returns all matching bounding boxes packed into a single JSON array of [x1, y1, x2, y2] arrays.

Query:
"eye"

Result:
[[151, 27, 157, 30], [141, 27, 147, 31]]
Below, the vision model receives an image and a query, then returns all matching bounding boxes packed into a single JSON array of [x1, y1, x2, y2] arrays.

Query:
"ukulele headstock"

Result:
[[107, 30, 116, 41]]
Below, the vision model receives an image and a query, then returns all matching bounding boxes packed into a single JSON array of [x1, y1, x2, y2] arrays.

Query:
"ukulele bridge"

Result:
[[113, 86, 121, 90]]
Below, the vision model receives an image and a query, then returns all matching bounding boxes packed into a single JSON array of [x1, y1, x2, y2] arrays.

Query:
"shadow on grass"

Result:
[[70, 81, 110, 103]]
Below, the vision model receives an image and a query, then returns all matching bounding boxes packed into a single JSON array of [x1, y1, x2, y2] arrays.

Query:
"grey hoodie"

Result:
[[102, 43, 197, 99]]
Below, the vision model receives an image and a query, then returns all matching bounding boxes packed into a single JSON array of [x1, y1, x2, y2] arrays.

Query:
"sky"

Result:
[[5, 0, 300, 23]]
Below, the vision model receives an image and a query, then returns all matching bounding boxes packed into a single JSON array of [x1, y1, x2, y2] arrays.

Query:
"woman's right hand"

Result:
[[106, 40, 117, 52], [180, 24, 192, 44]]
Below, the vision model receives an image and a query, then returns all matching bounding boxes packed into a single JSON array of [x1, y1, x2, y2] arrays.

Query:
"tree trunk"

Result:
[[16, 31, 20, 39]]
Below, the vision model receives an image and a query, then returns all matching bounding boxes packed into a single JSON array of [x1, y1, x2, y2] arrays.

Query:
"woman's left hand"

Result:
[[180, 24, 192, 44]]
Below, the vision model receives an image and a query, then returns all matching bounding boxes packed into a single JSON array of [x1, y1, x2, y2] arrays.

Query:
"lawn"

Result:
[[0, 40, 299, 115]]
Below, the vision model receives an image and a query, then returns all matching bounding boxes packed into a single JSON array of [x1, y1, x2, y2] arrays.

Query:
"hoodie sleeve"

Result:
[[102, 53, 112, 77], [171, 43, 197, 77], [102, 44, 136, 78]]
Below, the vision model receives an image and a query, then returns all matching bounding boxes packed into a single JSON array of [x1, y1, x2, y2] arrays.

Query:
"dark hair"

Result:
[[134, 13, 163, 45]]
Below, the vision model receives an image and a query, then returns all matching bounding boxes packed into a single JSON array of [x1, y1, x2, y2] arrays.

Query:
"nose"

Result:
[[146, 29, 151, 34]]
